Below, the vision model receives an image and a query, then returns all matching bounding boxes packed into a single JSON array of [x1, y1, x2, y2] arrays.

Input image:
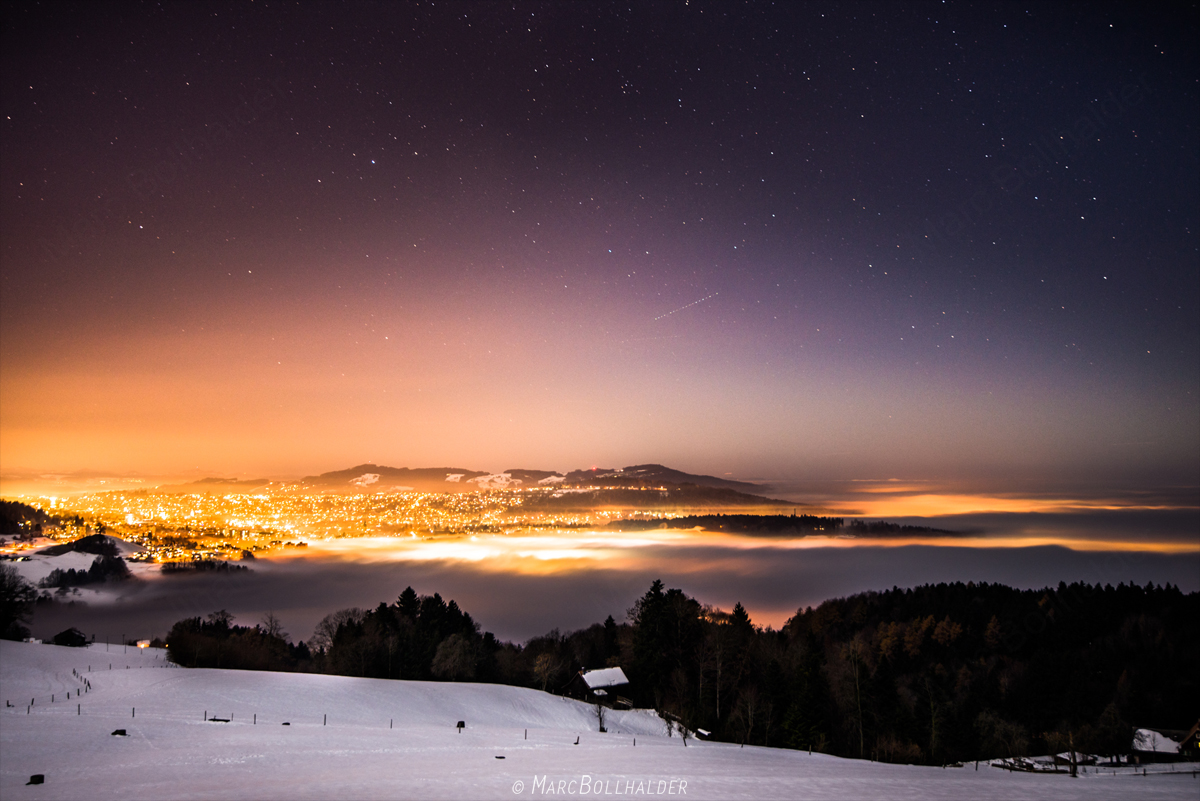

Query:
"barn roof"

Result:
[[580, 667, 628, 689]]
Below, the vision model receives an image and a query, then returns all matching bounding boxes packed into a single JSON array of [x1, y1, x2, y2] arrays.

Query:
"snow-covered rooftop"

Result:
[[580, 667, 628, 689], [1134, 728, 1182, 753]]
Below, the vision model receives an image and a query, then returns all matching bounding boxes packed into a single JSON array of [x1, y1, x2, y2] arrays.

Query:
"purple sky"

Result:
[[2, 2, 1196, 487]]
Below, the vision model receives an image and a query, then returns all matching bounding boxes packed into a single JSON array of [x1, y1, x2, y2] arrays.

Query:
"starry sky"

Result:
[[2, 1, 1198, 490]]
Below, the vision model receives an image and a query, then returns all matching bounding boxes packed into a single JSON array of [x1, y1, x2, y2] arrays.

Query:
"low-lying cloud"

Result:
[[29, 508, 1199, 647]]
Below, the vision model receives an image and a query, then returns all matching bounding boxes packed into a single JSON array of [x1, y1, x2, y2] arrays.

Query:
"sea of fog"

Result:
[[25, 506, 1200, 647]]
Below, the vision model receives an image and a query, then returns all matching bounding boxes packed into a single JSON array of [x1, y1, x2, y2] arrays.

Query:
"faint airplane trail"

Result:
[[616, 335, 684, 344], [653, 292, 719, 321]]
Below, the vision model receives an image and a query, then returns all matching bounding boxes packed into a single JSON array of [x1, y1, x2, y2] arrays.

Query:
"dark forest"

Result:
[[156, 579, 1197, 764]]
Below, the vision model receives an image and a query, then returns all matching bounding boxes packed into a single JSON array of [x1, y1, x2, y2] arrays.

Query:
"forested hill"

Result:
[[0, 500, 53, 537], [149, 579, 1196, 765], [519, 486, 794, 512], [774, 581, 1199, 761], [607, 514, 957, 536]]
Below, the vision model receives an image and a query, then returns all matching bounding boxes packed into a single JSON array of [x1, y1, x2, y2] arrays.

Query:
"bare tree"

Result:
[[696, 625, 727, 721], [0, 564, 37, 638], [732, 686, 760, 745], [844, 635, 867, 759], [658, 708, 675, 737], [533, 653, 559, 692], [206, 609, 233, 628], [310, 607, 365, 653], [261, 611, 287, 640], [431, 633, 476, 681]]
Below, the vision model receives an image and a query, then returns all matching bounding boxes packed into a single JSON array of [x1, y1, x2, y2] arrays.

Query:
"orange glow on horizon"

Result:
[[829, 493, 1187, 518]]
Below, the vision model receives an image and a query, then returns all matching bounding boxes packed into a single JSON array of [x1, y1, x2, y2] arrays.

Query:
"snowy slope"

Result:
[[6, 550, 99, 586], [1, 641, 1196, 800]]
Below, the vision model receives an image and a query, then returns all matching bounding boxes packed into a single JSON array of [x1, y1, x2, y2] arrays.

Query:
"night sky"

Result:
[[3, 1, 1198, 488]]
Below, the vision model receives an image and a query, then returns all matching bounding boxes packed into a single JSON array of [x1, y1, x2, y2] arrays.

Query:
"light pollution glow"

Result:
[[258, 524, 1197, 633], [8, 483, 1195, 640], [277, 525, 1198, 578]]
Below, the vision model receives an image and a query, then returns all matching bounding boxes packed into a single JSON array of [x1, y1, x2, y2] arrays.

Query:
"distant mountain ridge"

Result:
[[300, 464, 490, 492], [151, 477, 275, 494], [560, 464, 761, 492], [298, 463, 765, 494]]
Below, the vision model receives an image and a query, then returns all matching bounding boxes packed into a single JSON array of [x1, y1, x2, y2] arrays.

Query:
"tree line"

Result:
[[161, 579, 1198, 763], [39, 554, 130, 589], [622, 579, 1197, 763], [7, 564, 1194, 762]]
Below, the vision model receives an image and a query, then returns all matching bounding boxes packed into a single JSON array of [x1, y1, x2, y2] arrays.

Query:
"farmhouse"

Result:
[[1130, 725, 1194, 763], [564, 667, 632, 708]]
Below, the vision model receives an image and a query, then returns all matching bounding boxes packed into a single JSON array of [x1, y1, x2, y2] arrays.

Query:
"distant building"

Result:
[[1130, 725, 1193, 763], [1179, 720, 1200, 760], [564, 667, 632, 708]]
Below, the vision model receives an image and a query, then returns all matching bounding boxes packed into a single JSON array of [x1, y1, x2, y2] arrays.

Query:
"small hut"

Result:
[[565, 667, 631, 707], [1130, 726, 1191, 763]]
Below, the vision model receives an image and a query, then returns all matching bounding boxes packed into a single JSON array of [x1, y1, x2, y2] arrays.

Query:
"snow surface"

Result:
[[2, 641, 1197, 800], [4, 536, 159, 592], [7, 550, 99, 586]]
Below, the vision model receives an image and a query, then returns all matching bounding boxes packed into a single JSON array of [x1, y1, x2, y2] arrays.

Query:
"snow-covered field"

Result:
[[1, 641, 1196, 800], [1, 535, 159, 607]]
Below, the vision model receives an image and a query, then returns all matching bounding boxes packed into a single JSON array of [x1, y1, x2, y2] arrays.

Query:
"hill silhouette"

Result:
[[297, 462, 766, 494]]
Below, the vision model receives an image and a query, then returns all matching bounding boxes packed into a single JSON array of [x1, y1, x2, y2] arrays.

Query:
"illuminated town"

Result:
[[0, 487, 682, 564]]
